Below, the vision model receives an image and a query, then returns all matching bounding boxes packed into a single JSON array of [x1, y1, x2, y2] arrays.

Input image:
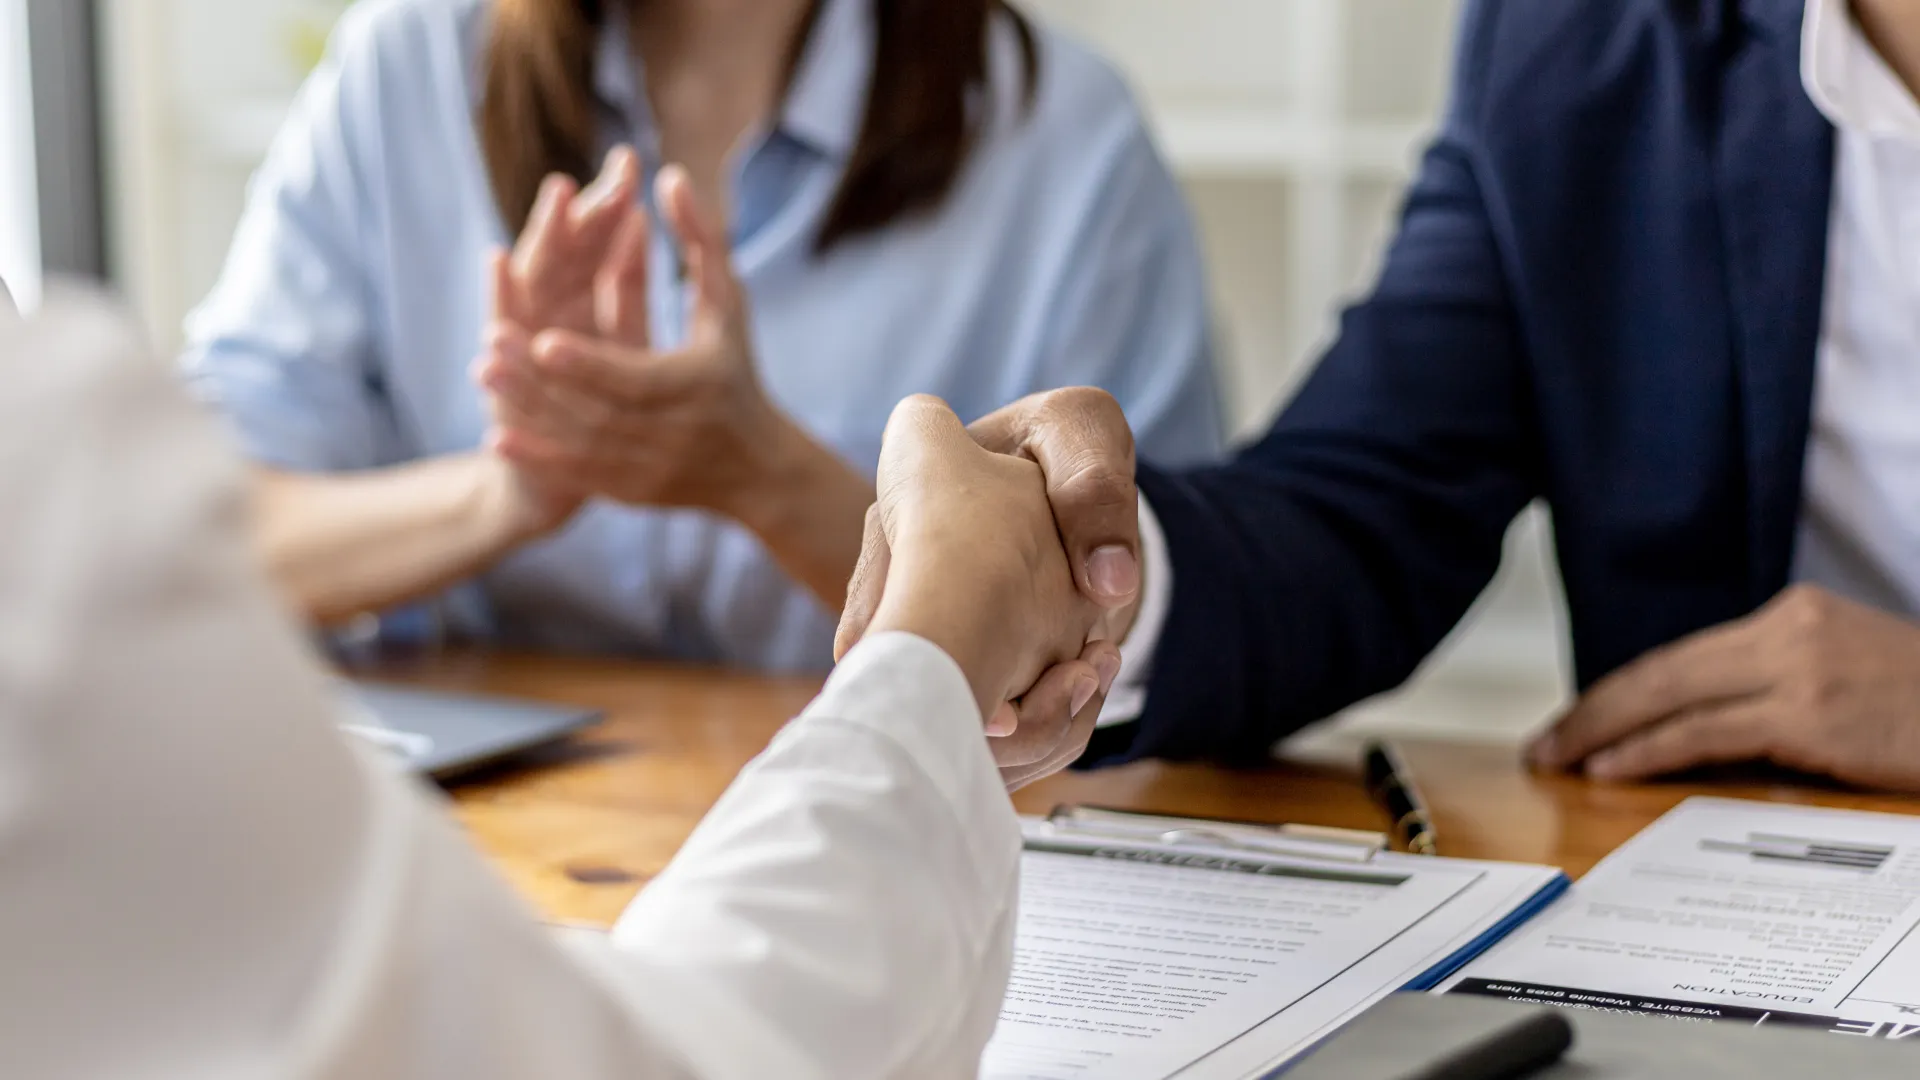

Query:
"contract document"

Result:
[[1443, 798, 1920, 1043], [979, 818, 1566, 1079]]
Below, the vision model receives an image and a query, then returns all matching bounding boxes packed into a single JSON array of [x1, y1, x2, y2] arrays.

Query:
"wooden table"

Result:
[[384, 652, 1920, 927]]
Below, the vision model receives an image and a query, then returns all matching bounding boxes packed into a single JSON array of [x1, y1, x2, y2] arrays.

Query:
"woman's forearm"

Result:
[[725, 423, 874, 613], [249, 453, 559, 625]]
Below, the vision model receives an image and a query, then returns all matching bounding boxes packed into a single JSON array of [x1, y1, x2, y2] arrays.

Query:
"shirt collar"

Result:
[[1802, 0, 1920, 141], [592, 0, 873, 162], [592, 7, 642, 128], [778, 0, 874, 159]]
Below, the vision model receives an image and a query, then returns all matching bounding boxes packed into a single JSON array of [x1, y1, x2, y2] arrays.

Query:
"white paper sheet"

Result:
[[980, 824, 1564, 1079], [1442, 798, 1920, 1043]]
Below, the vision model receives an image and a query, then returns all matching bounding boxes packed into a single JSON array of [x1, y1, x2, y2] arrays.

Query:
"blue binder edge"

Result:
[[1262, 871, 1572, 1078], [1400, 871, 1571, 991]]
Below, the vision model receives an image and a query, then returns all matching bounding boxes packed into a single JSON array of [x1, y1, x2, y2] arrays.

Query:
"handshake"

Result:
[[471, 144, 1148, 789], [835, 390, 1144, 790]]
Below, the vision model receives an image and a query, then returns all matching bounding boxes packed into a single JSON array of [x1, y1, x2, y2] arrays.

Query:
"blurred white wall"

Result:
[[100, 0, 340, 346], [0, 0, 40, 309], [98, 0, 1570, 745]]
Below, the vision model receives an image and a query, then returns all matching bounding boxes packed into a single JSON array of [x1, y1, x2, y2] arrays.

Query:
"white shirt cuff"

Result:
[[802, 631, 1002, 820], [1098, 493, 1172, 726]]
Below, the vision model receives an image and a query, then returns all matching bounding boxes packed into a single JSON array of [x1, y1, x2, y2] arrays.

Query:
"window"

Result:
[[0, 0, 39, 309]]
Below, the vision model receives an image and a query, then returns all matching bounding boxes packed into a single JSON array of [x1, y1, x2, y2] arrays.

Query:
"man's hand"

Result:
[[1528, 585, 1920, 791], [970, 388, 1145, 614], [849, 396, 1121, 790], [837, 388, 1144, 778]]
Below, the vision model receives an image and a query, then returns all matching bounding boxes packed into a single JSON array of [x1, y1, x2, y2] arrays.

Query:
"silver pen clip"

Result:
[[1044, 807, 1386, 864]]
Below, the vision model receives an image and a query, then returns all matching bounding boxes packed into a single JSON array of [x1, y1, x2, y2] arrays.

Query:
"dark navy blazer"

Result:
[[1121, 0, 1838, 763]]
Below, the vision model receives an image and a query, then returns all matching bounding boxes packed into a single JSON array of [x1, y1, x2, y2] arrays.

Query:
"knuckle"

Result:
[[1764, 718, 1820, 772], [1678, 716, 1723, 757], [842, 553, 876, 605], [1047, 386, 1128, 429], [871, 488, 908, 540], [1017, 695, 1074, 740], [1635, 657, 1680, 709], [892, 394, 948, 433], [1608, 652, 1677, 720], [1047, 393, 1135, 455], [1610, 738, 1652, 775], [966, 411, 1020, 455], [970, 387, 1133, 461], [1785, 636, 1839, 701], [1799, 592, 1833, 632], [1772, 583, 1832, 633], [1054, 459, 1137, 510]]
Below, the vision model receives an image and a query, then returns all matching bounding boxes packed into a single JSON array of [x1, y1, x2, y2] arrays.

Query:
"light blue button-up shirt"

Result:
[[183, 0, 1223, 671]]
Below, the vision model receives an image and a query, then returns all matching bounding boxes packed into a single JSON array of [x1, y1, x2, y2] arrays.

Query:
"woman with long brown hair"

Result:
[[182, 0, 1220, 670]]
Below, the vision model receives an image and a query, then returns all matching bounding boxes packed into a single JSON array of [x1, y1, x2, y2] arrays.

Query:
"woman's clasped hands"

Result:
[[475, 145, 805, 528]]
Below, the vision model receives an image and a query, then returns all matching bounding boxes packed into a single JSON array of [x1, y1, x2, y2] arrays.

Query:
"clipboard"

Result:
[[994, 807, 1572, 1078], [1037, 804, 1390, 865]]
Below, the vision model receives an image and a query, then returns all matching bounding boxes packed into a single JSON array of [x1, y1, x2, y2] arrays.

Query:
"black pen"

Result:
[[1364, 741, 1437, 855], [1397, 1008, 1573, 1080]]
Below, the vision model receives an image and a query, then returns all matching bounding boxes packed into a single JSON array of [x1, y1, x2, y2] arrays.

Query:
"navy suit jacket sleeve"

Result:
[[1124, 0, 1543, 764]]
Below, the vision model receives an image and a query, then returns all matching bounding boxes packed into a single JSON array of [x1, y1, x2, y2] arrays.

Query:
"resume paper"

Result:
[[1443, 798, 1920, 1043]]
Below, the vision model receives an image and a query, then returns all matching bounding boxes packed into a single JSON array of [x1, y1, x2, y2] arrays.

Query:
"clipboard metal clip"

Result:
[[1042, 805, 1388, 865]]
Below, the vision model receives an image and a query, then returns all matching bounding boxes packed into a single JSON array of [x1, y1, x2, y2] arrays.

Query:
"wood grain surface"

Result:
[[373, 652, 1920, 926]]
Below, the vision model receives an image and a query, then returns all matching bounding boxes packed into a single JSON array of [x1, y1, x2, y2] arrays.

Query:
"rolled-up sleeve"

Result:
[[180, 9, 400, 473]]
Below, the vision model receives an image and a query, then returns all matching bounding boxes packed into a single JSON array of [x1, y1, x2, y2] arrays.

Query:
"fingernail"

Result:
[[1585, 753, 1621, 781], [531, 333, 568, 366], [1087, 546, 1140, 602], [986, 702, 1019, 738], [1094, 652, 1123, 694], [1069, 674, 1100, 717], [580, 176, 623, 213]]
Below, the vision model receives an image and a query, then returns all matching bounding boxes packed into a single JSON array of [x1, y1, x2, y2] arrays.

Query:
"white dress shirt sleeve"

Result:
[[0, 293, 1020, 1079], [1099, 493, 1174, 726], [604, 633, 1021, 1079]]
